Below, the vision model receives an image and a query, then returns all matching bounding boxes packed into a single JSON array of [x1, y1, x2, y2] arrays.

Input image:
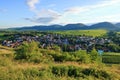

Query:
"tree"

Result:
[[90, 48, 100, 62], [74, 50, 90, 63], [15, 41, 40, 60]]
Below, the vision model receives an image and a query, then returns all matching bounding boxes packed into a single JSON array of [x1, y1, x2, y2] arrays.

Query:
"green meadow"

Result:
[[102, 52, 120, 64], [53, 29, 107, 37]]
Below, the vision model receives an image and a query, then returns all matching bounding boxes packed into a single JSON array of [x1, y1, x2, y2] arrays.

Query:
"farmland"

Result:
[[118, 32, 120, 34], [102, 52, 120, 64], [52, 29, 107, 37]]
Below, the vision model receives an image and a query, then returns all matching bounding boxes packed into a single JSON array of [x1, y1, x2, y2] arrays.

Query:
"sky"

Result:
[[0, 0, 120, 28]]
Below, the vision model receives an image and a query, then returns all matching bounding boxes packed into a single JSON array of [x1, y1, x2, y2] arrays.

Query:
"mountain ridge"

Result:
[[8, 22, 120, 31]]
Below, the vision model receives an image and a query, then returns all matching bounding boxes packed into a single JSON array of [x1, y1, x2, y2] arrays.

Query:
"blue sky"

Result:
[[0, 0, 120, 28]]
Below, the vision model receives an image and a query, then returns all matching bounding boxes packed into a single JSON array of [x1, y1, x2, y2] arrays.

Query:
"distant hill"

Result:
[[64, 23, 88, 30], [8, 22, 120, 31], [116, 23, 120, 28], [89, 22, 118, 30]]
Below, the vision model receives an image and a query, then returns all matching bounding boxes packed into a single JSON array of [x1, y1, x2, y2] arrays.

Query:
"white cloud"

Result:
[[36, 9, 61, 17], [65, 7, 89, 14], [26, 9, 61, 24], [27, 0, 39, 11], [25, 17, 57, 23], [26, 0, 61, 24], [90, 0, 120, 8], [65, 0, 120, 14], [26, 0, 120, 24]]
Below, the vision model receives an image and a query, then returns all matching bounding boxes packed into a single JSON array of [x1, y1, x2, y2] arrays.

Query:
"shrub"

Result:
[[90, 49, 101, 62], [52, 66, 68, 76], [82, 68, 111, 79], [14, 41, 54, 63], [74, 50, 90, 63], [68, 66, 83, 77], [15, 41, 40, 60]]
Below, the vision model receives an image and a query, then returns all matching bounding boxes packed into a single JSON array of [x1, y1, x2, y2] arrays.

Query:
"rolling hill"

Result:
[[116, 23, 120, 28], [89, 22, 118, 30], [8, 22, 120, 31]]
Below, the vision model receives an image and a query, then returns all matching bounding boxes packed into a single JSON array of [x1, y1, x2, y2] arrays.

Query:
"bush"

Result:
[[90, 49, 101, 62], [82, 68, 111, 79], [14, 41, 54, 63], [68, 66, 83, 77], [15, 41, 40, 60], [74, 50, 90, 63], [52, 66, 68, 76], [51, 65, 112, 79]]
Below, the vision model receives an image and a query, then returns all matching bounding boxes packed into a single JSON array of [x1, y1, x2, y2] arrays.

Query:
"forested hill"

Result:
[[8, 22, 120, 31]]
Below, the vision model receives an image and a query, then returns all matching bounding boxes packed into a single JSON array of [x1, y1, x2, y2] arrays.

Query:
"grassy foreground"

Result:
[[0, 44, 120, 80]]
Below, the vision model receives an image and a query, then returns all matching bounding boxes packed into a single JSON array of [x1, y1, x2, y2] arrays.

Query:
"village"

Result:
[[1, 33, 112, 52]]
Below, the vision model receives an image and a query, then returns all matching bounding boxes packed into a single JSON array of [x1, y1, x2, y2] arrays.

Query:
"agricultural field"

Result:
[[102, 52, 120, 64], [118, 32, 120, 34], [52, 29, 107, 37]]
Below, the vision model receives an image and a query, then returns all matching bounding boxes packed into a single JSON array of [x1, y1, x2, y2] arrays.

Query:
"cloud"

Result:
[[65, 0, 120, 14], [25, 17, 57, 23], [26, 0, 61, 24], [90, 0, 120, 8], [36, 9, 61, 17], [65, 7, 90, 14], [26, 9, 61, 24], [26, 0, 120, 24], [27, 0, 39, 11]]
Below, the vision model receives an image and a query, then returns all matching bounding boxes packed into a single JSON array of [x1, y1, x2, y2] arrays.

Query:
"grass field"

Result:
[[117, 32, 120, 34], [53, 29, 107, 37], [102, 52, 120, 64]]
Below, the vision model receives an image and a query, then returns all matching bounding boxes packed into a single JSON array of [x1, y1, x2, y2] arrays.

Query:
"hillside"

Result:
[[116, 23, 120, 28], [0, 44, 120, 80], [8, 22, 120, 31], [89, 22, 118, 30]]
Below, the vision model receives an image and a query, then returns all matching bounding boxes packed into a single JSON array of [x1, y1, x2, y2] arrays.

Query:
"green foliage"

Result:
[[15, 41, 53, 63], [74, 50, 90, 63], [82, 68, 111, 79], [90, 49, 101, 62], [52, 45, 62, 52], [108, 43, 120, 52], [52, 66, 68, 76], [50, 50, 91, 63], [67, 66, 83, 77], [15, 41, 40, 60], [51, 65, 112, 79]]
